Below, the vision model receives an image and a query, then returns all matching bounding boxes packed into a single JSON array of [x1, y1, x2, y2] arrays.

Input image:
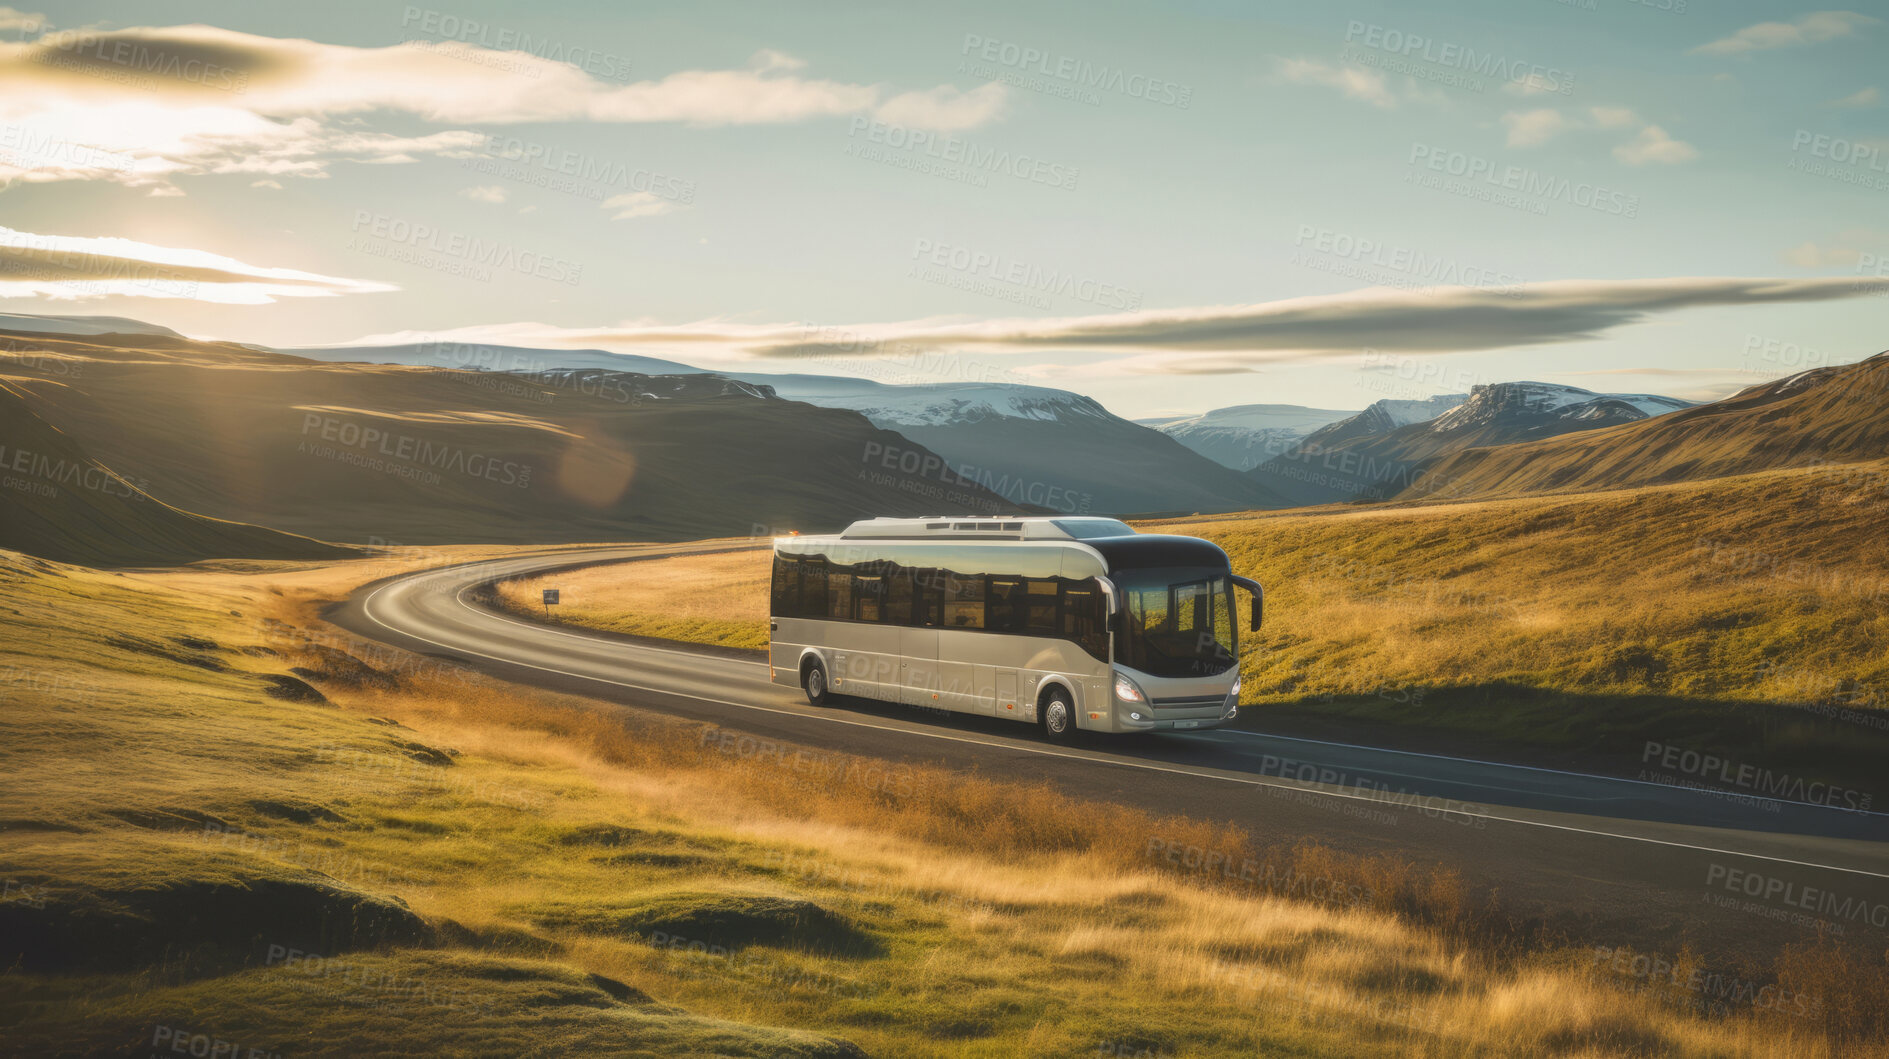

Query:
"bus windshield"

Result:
[[1114, 566, 1237, 678]]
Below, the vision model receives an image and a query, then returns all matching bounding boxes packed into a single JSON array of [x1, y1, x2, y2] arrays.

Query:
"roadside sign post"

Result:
[[542, 587, 559, 618]]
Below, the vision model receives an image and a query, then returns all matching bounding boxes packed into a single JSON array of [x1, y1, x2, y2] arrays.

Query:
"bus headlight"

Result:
[[1114, 673, 1146, 704], [1224, 676, 1241, 717]]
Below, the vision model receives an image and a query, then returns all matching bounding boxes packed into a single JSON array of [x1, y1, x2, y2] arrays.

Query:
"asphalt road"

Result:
[[329, 543, 1889, 962]]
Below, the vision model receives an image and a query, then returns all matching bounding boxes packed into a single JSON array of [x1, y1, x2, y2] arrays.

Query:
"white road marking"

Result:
[[355, 562, 1889, 883]]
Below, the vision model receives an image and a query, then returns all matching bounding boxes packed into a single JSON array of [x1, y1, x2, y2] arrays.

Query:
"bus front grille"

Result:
[[1151, 696, 1225, 710]]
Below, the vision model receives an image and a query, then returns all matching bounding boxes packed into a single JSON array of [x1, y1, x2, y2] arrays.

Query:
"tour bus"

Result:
[[768, 516, 1262, 740]]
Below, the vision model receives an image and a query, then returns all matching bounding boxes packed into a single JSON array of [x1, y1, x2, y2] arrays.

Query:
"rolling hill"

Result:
[[1400, 353, 1889, 502], [0, 325, 1021, 548], [0, 378, 348, 566]]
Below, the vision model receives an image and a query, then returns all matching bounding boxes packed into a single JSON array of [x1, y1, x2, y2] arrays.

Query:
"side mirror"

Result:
[[1231, 575, 1263, 632]]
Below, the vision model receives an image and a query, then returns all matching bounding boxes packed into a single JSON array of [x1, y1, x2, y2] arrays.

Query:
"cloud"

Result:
[[250, 178, 283, 189], [1497, 106, 1695, 163], [1782, 228, 1886, 267], [1829, 86, 1880, 107], [1691, 11, 1877, 55], [459, 184, 508, 204], [0, 6, 45, 33], [1276, 58, 1399, 109], [873, 82, 1007, 131], [1501, 108, 1568, 147], [331, 276, 1889, 372], [600, 190, 681, 221], [0, 26, 1006, 191], [1612, 125, 1698, 165], [0, 226, 397, 303]]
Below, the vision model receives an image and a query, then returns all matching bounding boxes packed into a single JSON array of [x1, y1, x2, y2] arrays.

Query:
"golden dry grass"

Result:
[[3, 546, 1883, 1055], [497, 545, 772, 649], [500, 463, 1889, 771]]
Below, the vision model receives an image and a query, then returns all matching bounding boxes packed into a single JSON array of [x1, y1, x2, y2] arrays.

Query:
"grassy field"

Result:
[[496, 461, 1889, 781], [6, 548, 1882, 1056]]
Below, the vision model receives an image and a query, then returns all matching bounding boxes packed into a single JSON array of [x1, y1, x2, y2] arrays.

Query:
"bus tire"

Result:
[[1038, 686, 1076, 743], [801, 658, 831, 708]]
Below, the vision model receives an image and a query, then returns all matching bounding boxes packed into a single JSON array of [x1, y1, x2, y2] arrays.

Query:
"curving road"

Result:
[[330, 544, 1889, 962]]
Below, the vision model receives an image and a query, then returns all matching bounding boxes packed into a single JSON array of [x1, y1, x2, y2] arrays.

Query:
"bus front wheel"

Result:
[[801, 659, 831, 708], [1038, 687, 1076, 743]]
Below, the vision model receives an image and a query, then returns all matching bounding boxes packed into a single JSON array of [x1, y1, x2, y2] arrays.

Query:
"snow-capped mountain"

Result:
[[246, 336, 1273, 514], [1251, 382, 1690, 507], [1138, 403, 1359, 471], [746, 376, 1114, 427], [270, 340, 704, 377], [743, 375, 1280, 514]]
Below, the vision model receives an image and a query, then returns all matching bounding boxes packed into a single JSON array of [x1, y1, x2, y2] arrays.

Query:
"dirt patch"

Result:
[[245, 799, 347, 825], [260, 673, 327, 704], [529, 892, 880, 957]]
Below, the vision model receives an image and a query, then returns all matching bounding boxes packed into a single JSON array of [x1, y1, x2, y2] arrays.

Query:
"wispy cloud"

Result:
[[1691, 11, 1877, 56], [600, 190, 681, 221], [1499, 106, 1697, 164], [0, 25, 1007, 192], [459, 184, 508, 204], [330, 276, 1889, 372], [1275, 58, 1400, 109], [1828, 86, 1880, 107], [0, 226, 397, 303]]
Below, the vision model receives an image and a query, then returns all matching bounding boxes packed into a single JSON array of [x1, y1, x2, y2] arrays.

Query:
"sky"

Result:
[[0, 0, 1885, 418]]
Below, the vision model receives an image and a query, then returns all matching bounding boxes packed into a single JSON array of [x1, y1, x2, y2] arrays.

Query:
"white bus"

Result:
[[768, 516, 1262, 740]]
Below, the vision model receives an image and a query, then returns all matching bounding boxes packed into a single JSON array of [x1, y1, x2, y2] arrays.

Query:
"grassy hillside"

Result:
[[0, 378, 350, 566], [4, 550, 1877, 1055], [0, 328, 1021, 548], [1402, 353, 1889, 503], [501, 461, 1889, 779]]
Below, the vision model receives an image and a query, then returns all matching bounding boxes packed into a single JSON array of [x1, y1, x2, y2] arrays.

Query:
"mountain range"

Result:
[[1136, 404, 1358, 471], [1247, 382, 1694, 507], [271, 340, 1285, 515]]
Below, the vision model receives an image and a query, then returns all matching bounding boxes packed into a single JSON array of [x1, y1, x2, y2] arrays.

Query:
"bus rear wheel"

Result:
[[801, 659, 831, 707], [1038, 687, 1076, 743]]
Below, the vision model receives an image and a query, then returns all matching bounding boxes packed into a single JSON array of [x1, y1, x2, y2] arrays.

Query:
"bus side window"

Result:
[[913, 567, 945, 627], [1062, 583, 1105, 661], [771, 554, 800, 617], [885, 565, 914, 625], [827, 567, 853, 619], [853, 573, 883, 622], [800, 557, 830, 619], [944, 570, 985, 628], [1023, 579, 1057, 634], [988, 578, 1023, 631]]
